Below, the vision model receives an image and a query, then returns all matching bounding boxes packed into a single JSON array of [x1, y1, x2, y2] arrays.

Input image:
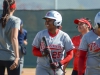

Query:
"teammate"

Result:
[[72, 18, 92, 75], [78, 11, 100, 75], [32, 10, 74, 75], [0, 0, 21, 75], [63, 18, 92, 75], [18, 20, 27, 74]]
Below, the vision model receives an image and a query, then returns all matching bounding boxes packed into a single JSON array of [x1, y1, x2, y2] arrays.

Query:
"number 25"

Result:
[[52, 52, 61, 59]]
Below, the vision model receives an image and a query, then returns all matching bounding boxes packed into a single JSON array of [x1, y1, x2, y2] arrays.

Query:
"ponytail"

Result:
[[0, 0, 16, 28], [0, 0, 10, 28]]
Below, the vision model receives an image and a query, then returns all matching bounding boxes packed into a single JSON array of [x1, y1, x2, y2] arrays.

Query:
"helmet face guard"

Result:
[[43, 10, 62, 26]]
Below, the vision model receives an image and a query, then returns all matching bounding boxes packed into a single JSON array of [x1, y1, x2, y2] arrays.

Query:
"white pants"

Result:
[[36, 64, 64, 75]]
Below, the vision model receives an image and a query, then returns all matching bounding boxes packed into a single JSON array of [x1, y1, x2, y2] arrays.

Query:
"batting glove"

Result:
[[50, 62, 62, 69], [42, 48, 49, 56]]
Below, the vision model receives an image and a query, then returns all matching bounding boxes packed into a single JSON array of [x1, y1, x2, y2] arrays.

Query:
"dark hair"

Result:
[[84, 17, 93, 30], [84, 17, 92, 25], [0, 0, 15, 28], [19, 21, 23, 34]]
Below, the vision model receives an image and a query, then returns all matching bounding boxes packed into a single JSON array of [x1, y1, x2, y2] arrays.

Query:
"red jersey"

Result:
[[72, 35, 86, 73]]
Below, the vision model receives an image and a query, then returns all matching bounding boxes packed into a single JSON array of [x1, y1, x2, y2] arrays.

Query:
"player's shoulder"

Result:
[[9, 16, 21, 23], [59, 30, 69, 36], [83, 30, 93, 37], [37, 29, 47, 35], [23, 29, 27, 33]]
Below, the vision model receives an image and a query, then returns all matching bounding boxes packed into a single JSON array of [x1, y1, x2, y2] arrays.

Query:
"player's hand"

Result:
[[10, 58, 20, 70], [42, 48, 49, 56], [50, 62, 62, 69]]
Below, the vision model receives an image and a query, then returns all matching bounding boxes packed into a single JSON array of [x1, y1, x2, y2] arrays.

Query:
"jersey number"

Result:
[[52, 52, 61, 59]]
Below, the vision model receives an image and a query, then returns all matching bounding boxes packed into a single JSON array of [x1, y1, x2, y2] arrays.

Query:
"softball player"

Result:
[[78, 11, 100, 75], [0, 0, 20, 75], [71, 18, 92, 75], [63, 18, 92, 75], [32, 10, 74, 75]]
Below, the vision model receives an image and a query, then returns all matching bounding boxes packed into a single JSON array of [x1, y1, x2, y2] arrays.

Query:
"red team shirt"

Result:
[[72, 35, 86, 73]]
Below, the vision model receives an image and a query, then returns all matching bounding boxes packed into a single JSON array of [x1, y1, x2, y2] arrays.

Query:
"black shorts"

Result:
[[72, 70, 84, 75], [0, 60, 20, 75]]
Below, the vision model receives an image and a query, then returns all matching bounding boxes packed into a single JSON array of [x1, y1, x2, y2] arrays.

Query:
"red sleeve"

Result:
[[78, 50, 87, 75], [60, 50, 73, 65], [32, 46, 42, 57], [71, 37, 77, 56]]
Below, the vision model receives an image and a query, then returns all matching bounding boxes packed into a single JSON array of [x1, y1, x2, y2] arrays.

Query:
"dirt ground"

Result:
[[5, 68, 72, 75], [21, 68, 72, 75]]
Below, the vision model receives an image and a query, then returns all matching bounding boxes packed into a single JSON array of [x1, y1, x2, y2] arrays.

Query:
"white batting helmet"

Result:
[[94, 11, 100, 28], [43, 10, 62, 26]]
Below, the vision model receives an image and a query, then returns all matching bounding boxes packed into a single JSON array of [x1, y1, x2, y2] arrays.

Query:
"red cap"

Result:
[[74, 18, 91, 29]]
